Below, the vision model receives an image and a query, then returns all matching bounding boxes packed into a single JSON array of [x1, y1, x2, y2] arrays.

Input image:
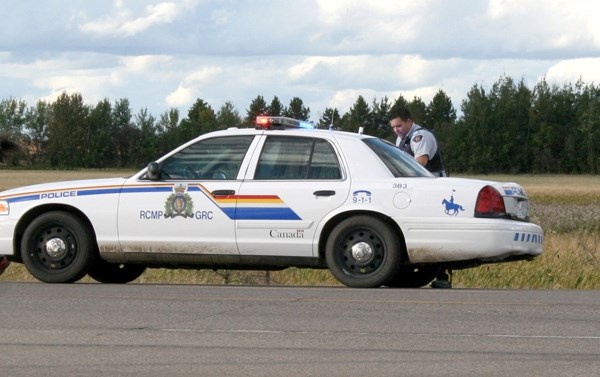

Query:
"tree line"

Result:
[[1, 75, 599, 174]]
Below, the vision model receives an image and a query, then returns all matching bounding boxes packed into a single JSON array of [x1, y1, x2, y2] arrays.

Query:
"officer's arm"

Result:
[[412, 132, 435, 167], [415, 154, 429, 166]]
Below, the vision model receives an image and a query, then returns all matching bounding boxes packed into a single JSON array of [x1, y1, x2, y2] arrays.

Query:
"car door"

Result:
[[236, 134, 351, 257], [117, 134, 256, 256]]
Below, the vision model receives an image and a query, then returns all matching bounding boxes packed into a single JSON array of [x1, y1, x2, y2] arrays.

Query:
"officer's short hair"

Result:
[[388, 106, 412, 121]]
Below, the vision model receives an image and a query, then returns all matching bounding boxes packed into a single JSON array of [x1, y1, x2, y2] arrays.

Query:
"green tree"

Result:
[[24, 100, 49, 165], [390, 95, 409, 114], [407, 97, 427, 126], [86, 98, 114, 168], [531, 79, 556, 172], [0, 98, 27, 137], [425, 90, 456, 173], [283, 97, 310, 120], [486, 76, 532, 173], [369, 97, 392, 139], [156, 108, 181, 155], [46, 92, 89, 167], [456, 84, 491, 173], [318, 107, 341, 130], [136, 107, 158, 167], [531, 79, 578, 173], [0, 98, 28, 164], [552, 84, 578, 173], [426, 90, 457, 131], [179, 98, 217, 142], [268, 96, 284, 116], [245, 95, 268, 126], [217, 101, 243, 129], [112, 98, 139, 168], [341, 96, 370, 133], [577, 83, 600, 173]]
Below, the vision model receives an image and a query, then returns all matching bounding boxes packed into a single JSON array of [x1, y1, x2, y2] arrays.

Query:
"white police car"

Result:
[[0, 116, 543, 288]]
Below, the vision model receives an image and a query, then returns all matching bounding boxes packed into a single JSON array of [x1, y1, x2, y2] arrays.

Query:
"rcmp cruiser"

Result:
[[0, 116, 543, 288]]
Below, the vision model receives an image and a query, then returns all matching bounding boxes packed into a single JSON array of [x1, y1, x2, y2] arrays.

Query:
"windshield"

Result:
[[363, 138, 433, 178]]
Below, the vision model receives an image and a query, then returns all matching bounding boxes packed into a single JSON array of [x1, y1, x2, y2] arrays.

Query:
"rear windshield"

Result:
[[363, 138, 433, 177]]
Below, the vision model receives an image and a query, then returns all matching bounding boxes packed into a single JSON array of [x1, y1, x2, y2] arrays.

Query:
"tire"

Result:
[[325, 215, 402, 288], [20, 211, 96, 283], [385, 265, 437, 288], [88, 260, 146, 284]]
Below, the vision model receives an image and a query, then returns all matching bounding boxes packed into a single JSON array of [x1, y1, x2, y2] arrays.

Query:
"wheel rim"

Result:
[[32, 225, 78, 270], [336, 228, 385, 276]]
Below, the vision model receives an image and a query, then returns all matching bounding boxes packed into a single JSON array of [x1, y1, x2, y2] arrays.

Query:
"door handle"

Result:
[[212, 189, 235, 196], [313, 190, 336, 197]]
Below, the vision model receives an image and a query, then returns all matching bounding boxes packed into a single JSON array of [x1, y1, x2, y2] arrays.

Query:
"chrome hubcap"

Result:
[[351, 241, 373, 262], [45, 238, 67, 259]]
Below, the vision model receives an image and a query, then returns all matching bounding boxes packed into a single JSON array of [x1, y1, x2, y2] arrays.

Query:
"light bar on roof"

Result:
[[255, 116, 315, 129]]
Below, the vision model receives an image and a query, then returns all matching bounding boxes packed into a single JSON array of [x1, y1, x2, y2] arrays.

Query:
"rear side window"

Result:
[[363, 138, 432, 177], [255, 136, 342, 180]]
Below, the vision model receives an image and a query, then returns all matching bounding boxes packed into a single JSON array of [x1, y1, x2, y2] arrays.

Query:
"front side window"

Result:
[[363, 138, 432, 177], [160, 135, 254, 180], [255, 136, 342, 180]]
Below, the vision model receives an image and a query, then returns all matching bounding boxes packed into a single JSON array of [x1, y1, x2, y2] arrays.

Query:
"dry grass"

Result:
[[453, 233, 600, 289], [1, 171, 599, 289]]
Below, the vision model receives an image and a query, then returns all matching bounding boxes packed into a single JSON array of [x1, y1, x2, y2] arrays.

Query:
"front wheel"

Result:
[[325, 215, 402, 288], [20, 211, 96, 283]]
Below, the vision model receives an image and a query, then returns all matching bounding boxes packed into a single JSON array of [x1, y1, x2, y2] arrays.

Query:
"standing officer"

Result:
[[388, 107, 446, 177], [388, 106, 451, 288]]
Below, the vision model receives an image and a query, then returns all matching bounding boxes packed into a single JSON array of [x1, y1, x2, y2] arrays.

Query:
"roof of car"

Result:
[[216, 126, 375, 140]]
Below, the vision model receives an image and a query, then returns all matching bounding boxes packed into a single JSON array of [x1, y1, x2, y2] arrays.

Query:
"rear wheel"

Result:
[[21, 211, 96, 283], [88, 260, 146, 284], [326, 215, 401, 288], [385, 265, 437, 288]]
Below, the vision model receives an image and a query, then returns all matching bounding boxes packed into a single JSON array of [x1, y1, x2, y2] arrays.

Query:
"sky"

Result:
[[2, 0, 600, 123]]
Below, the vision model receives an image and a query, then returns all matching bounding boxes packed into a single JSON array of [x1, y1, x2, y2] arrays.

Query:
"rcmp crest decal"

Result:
[[164, 184, 194, 218]]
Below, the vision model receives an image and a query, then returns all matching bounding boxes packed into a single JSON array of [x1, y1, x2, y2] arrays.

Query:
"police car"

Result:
[[0, 116, 543, 288]]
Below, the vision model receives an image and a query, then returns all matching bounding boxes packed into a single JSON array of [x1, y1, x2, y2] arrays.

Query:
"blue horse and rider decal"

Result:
[[442, 191, 465, 216]]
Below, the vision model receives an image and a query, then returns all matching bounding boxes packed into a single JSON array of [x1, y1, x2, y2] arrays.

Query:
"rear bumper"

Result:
[[396, 218, 544, 264]]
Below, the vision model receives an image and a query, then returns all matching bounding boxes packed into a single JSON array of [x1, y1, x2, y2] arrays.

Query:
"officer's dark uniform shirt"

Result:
[[396, 123, 445, 176]]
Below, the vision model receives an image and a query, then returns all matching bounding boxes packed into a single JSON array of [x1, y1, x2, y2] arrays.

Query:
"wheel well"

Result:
[[318, 210, 409, 263], [12, 204, 98, 263]]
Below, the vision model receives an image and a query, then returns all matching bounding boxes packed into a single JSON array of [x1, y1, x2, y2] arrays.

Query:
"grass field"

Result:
[[1, 170, 599, 289]]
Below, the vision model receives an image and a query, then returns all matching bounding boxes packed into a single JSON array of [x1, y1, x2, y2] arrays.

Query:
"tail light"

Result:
[[475, 186, 507, 218]]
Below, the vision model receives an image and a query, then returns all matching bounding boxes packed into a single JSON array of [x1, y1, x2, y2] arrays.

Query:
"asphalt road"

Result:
[[1, 282, 599, 377]]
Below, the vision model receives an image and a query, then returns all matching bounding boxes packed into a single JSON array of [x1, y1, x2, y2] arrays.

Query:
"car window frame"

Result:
[[157, 134, 256, 181], [253, 134, 344, 181]]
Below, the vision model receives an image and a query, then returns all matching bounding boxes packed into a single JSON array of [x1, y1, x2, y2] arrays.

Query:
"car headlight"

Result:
[[0, 200, 9, 215]]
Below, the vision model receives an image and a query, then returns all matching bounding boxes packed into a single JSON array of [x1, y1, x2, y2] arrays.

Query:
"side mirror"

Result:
[[146, 162, 160, 180]]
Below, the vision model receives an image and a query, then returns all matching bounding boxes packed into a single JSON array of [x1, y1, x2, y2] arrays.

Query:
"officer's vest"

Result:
[[399, 127, 445, 175]]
